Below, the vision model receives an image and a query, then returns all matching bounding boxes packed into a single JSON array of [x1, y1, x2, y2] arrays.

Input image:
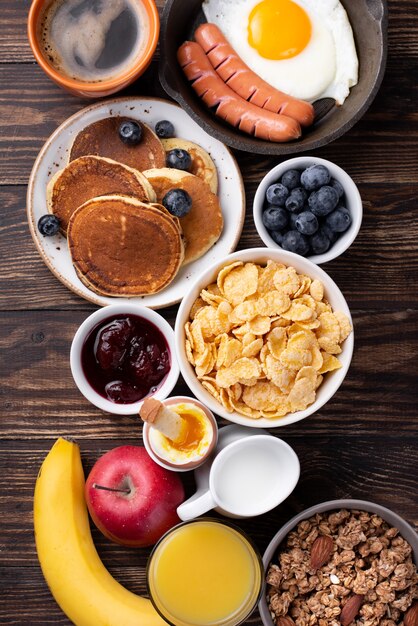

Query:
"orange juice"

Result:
[[147, 519, 263, 626]]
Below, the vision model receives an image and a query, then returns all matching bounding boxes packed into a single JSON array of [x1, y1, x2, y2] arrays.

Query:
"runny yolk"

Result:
[[166, 412, 205, 453], [248, 0, 312, 60]]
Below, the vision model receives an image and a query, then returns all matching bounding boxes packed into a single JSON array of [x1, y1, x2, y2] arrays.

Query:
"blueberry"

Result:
[[155, 120, 175, 138], [326, 206, 352, 233], [301, 164, 331, 191], [308, 186, 339, 217], [285, 187, 308, 213], [37, 214, 60, 236], [321, 223, 339, 244], [281, 230, 310, 256], [295, 211, 319, 236], [288, 212, 299, 230], [119, 120, 142, 145], [330, 178, 345, 199], [162, 188, 192, 217], [166, 149, 192, 171], [270, 230, 284, 245], [266, 183, 289, 207], [262, 206, 288, 231], [281, 169, 301, 190], [310, 230, 331, 255]]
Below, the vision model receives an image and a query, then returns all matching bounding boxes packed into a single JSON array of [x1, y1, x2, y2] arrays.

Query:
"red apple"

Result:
[[85, 445, 184, 547]]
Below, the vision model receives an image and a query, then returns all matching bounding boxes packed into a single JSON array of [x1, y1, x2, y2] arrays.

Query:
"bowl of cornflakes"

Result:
[[174, 248, 354, 428]]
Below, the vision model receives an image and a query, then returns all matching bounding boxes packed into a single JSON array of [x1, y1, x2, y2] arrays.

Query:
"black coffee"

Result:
[[39, 0, 148, 82]]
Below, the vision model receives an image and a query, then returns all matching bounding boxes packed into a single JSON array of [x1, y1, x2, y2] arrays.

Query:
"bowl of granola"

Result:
[[260, 500, 418, 626]]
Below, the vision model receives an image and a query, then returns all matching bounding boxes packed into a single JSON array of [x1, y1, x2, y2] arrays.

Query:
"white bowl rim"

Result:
[[259, 498, 418, 626], [70, 303, 179, 415], [175, 247, 354, 428], [253, 156, 363, 265]]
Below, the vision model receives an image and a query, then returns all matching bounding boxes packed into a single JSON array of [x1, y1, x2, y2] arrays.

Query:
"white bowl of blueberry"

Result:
[[253, 157, 363, 264]]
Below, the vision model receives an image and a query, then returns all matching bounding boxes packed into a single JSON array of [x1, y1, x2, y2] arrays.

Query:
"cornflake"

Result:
[[185, 261, 352, 419]]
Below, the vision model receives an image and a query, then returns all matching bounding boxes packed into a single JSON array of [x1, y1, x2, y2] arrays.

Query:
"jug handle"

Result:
[[177, 489, 215, 521]]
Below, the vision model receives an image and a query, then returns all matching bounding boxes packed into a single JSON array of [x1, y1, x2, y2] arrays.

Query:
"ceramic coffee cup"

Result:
[[177, 435, 300, 520], [27, 0, 160, 98]]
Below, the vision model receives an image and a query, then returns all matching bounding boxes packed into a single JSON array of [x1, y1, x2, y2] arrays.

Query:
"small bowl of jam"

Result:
[[70, 304, 179, 415]]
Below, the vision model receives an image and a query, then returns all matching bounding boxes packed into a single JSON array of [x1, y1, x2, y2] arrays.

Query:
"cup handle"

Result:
[[177, 489, 215, 521]]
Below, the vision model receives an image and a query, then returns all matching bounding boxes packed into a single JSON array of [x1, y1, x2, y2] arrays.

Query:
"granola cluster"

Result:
[[266, 510, 418, 626]]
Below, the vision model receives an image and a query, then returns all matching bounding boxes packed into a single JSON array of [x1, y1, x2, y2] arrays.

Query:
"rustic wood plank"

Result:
[[0, 309, 416, 437], [0, 61, 417, 185], [1, 0, 418, 187], [1, 184, 418, 310], [0, 565, 260, 624], [1, 438, 416, 568], [1, 0, 418, 63]]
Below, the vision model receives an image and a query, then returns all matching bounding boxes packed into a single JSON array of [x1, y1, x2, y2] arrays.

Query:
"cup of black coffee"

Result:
[[28, 0, 160, 97]]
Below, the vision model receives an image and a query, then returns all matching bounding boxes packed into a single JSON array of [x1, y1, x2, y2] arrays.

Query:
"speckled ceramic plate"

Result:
[[27, 97, 245, 309]]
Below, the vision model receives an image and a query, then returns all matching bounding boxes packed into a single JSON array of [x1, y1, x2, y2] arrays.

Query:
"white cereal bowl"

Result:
[[175, 248, 354, 428], [70, 303, 179, 415], [253, 157, 363, 265]]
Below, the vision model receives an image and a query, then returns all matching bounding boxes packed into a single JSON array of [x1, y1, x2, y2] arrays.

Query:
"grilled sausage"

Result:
[[178, 41, 302, 143], [195, 23, 315, 128]]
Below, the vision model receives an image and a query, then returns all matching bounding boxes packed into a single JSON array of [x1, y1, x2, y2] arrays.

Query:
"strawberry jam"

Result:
[[81, 314, 170, 404]]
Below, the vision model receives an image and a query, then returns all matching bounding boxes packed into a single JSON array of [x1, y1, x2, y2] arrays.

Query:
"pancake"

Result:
[[47, 156, 156, 235], [148, 202, 183, 235], [68, 195, 184, 297], [143, 168, 223, 266], [69, 117, 166, 171], [161, 138, 218, 194]]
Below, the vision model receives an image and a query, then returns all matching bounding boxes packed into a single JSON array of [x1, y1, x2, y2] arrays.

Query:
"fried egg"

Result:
[[202, 0, 358, 104]]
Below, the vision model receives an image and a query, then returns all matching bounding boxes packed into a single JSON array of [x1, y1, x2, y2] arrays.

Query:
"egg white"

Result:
[[202, 0, 358, 104]]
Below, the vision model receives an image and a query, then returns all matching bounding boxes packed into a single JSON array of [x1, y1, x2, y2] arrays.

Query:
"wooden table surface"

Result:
[[1, 1, 417, 624]]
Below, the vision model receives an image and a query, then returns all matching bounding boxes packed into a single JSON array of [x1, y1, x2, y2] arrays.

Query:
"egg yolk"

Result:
[[248, 0, 312, 60]]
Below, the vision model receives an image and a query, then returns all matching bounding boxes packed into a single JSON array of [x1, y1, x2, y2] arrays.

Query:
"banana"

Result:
[[34, 437, 166, 626]]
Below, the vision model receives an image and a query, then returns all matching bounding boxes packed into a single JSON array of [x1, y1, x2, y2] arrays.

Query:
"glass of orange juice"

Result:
[[147, 518, 264, 626]]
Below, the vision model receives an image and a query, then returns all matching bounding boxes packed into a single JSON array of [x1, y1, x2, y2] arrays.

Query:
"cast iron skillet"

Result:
[[159, 0, 388, 155]]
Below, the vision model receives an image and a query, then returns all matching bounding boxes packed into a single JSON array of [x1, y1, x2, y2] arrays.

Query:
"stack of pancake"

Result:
[[47, 117, 224, 297]]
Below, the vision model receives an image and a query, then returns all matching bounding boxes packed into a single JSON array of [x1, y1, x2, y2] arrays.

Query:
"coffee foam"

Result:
[[39, 0, 149, 83]]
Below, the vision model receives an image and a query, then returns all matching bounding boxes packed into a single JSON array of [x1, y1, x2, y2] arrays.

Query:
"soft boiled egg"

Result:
[[202, 0, 358, 105]]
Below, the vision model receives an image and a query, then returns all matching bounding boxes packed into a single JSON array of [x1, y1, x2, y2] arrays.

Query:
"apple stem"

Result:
[[92, 483, 131, 495]]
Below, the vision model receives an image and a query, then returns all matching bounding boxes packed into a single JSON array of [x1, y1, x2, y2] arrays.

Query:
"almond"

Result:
[[310, 535, 334, 570], [277, 617, 296, 626], [405, 603, 418, 626], [340, 593, 364, 626]]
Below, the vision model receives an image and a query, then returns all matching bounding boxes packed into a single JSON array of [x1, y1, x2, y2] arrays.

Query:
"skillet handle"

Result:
[[365, 0, 385, 22]]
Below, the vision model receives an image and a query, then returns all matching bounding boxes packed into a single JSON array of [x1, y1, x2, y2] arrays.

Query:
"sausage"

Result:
[[178, 42, 301, 143], [194, 23, 315, 128]]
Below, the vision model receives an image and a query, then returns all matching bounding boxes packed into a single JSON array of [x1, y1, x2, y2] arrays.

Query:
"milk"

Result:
[[215, 444, 281, 516]]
